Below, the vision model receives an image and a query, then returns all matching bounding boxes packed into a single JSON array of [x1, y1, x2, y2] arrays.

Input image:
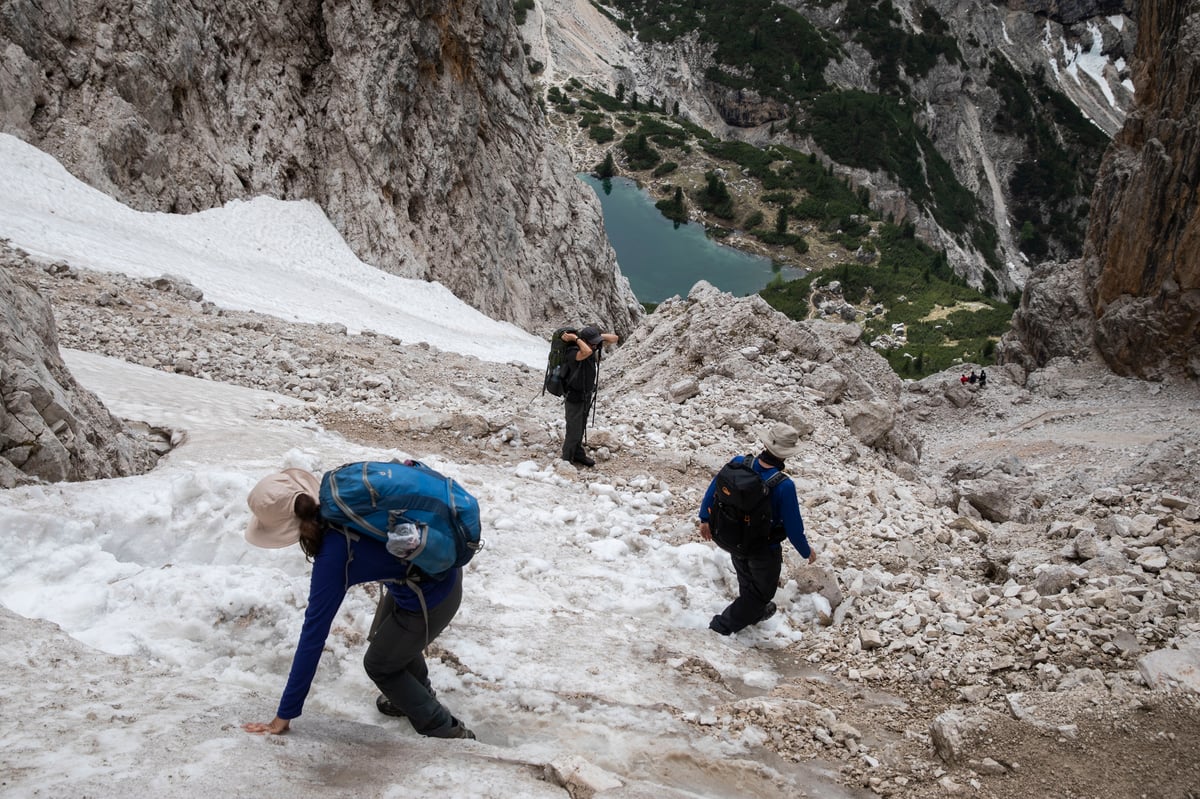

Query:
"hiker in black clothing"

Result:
[[978, 368, 988, 387], [560, 324, 619, 468], [968, 370, 978, 384], [699, 423, 816, 635]]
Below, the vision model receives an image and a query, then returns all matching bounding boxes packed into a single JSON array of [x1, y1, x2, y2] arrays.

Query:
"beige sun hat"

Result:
[[761, 422, 803, 459], [245, 468, 321, 548]]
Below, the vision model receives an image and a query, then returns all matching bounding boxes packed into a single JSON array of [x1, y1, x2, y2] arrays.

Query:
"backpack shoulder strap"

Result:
[[748, 456, 787, 490]]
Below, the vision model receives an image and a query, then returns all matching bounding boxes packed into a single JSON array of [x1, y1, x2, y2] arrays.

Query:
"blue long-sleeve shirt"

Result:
[[276, 529, 460, 720], [699, 455, 811, 558]]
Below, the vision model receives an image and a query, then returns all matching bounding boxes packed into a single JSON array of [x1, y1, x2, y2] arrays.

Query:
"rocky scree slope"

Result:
[[10, 243, 1200, 797], [0, 0, 641, 337]]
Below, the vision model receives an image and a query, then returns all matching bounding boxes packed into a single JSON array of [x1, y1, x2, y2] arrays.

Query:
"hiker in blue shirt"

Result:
[[699, 423, 816, 635], [240, 468, 474, 739]]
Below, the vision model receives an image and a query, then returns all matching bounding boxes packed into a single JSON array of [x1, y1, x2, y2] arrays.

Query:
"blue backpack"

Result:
[[319, 460, 483, 578]]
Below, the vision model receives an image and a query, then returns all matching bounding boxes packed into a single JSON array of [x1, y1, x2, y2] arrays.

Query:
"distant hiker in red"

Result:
[[960, 373, 969, 385], [240, 468, 474, 740]]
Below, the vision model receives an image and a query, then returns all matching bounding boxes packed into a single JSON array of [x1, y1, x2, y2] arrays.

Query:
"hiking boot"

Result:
[[708, 616, 733, 636], [572, 454, 596, 468], [446, 719, 476, 740], [375, 694, 406, 718], [759, 601, 777, 623], [423, 716, 476, 740]]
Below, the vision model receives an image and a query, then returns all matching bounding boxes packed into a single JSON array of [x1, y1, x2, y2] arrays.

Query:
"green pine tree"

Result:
[[596, 151, 616, 179]]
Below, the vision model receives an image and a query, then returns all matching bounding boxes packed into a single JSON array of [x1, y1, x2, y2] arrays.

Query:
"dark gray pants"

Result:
[[562, 398, 589, 460], [711, 549, 782, 634], [363, 573, 462, 736]]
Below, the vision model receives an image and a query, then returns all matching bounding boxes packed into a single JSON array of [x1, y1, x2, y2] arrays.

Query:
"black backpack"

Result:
[[710, 456, 788, 557], [543, 326, 578, 397]]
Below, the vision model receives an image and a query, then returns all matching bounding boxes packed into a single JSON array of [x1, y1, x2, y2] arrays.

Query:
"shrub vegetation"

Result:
[[606, 0, 838, 104], [987, 55, 1108, 260], [760, 223, 1012, 377], [655, 186, 688, 224], [621, 133, 661, 171], [696, 171, 736, 219]]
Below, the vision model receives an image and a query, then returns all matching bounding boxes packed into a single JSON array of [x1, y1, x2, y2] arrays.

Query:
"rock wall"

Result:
[[999, 257, 1102, 372], [0, 243, 160, 486], [1084, 0, 1200, 378], [0, 0, 642, 337], [1002, 0, 1200, 379]]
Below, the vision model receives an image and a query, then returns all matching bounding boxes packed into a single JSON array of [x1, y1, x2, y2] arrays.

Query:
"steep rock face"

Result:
[[1003, 0, 1200, 379], [713, 88, 789, 129], [0, 0, 641, 337], [1084, 0, 1200, 378], [998, 0, 1128, 26], [0, 244, 159, 486], [998, 257, 1101, 373]]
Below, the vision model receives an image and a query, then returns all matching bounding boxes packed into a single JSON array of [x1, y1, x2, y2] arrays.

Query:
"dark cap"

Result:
[[578, 325, 603, 347]]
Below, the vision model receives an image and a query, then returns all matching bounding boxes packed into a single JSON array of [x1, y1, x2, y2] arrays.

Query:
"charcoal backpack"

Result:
[[542, 326, 578, 397], [318, 460, 482, 579], [709, 456, 788, 557]]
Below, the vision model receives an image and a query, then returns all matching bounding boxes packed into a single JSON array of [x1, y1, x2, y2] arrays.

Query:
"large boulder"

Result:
[[0, 244, 159, 486]]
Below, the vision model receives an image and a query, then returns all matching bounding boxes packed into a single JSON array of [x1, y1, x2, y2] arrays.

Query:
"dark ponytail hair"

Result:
[[758, 449, 785, 469], [294, 493, 325, 561]]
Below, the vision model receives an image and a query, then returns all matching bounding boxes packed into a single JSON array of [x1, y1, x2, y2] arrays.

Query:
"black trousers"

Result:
[[712, 548, 782, 634], [562, 398, 590, 460]]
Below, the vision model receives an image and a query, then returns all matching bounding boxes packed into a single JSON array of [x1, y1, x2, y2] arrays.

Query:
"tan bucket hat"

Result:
[[245, 468, 321, 548], [762, 422, 803, 459]]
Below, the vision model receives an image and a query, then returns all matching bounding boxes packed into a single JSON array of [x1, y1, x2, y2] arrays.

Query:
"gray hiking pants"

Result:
[[363, 572, 462, 736]]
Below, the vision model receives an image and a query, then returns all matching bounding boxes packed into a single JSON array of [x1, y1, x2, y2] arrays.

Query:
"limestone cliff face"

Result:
[[1003, 0, 1199, 379], [998, 0, 1128, 26], [0, 244, 159, 486], [0, 0, 641, 336], [1084, 0, 1200, 378]]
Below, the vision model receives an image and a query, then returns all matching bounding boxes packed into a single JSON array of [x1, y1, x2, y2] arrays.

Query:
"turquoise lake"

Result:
[[580, 175, 804, 304]]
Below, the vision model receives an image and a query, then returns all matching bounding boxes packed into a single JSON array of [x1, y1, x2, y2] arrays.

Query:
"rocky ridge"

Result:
[[11, 242, 1200, 797]]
